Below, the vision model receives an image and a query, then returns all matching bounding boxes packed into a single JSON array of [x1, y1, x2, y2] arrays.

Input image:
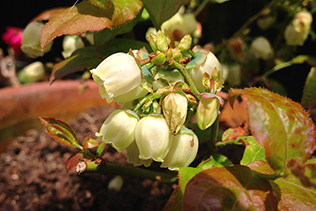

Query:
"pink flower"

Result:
[[2, 26, 23, 54]]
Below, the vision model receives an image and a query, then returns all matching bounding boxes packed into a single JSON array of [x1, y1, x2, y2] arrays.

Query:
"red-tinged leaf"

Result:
[[65, 152, 84, 172], [272, 174, 316, 210], [240, 136, 266, 166], [30, 8, 64, 22], [221, 126, 248, 142], [301, 67, 316, 108], [82, 136, 99, 149], [287, 158, 316, 189], [197, 153, 232, 170], [163, 167, 202, 211], [89, 0, 112, 8], [50, 46, 101, 83], [228, 88, 315, 174], [183, 165, 278, 211], [39, 117, 82, 149], [41, 0, 142, 48], [143, 0, 189, 29]]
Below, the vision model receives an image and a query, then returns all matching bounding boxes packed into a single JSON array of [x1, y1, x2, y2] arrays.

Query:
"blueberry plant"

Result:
[[22, 0, 316, 210]]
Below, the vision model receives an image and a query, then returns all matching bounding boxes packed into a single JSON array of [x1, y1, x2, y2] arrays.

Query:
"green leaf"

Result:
[[39, 117, 82, 149], [272, 173, 316, 210], [197, 153, 232, 170], [143, 0, 189, 29], [88, 0, 111, 8], [301, 67, 316, 108], [82, 136, 99, 149], [96, 142, 108, 157], [50, 46, 101, 83], [94, 8, 142, 51], [229, 88, 315, 174], [287, 158, 316, 189], [183, 165, 278, 210], [41, 0, 142, 48], [240, 136, 266, 165], [185, 48, 208, 69], [163, 167, 202, 211]]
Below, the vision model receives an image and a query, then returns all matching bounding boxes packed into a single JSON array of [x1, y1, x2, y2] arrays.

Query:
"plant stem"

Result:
[[84, 161, 178, 184], [171, 60, 200, 96]]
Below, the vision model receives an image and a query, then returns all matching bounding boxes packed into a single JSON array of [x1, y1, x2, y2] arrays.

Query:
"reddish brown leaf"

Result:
[[183, 165, 278, 211], [65, 152, 84, 172], [228, 88, 315, 174], [40, 0, 142, 48], [82, 136, 99, 149]]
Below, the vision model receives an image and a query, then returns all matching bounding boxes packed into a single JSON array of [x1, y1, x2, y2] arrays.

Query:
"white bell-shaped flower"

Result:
[[135, 115, 173, 162], [62, 35, 85, 58], [284, 11, 313, 46], [162, 93, 188, 134], [161, 126, 199, 171], [21, 21, 53, 57], [91, 53, 141, 103], [187, 50, 223, 93], [125, 141, 153, 167], [250, 36, 273, 60], [113, 80, 150, 104], [96, 109, 138, 152]]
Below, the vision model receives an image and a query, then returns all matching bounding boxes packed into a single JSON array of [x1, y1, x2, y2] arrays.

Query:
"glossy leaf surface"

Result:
[[229, 88, 315, 174], [88, 0, 111, 8], [41, 0, 142, 48], [163, 167, 202, 211], [143, 0, 189, 29], [65, 152, 84, 172], [183, 165, 278, 210], [240, 136, 266, 165], [301, 67, 316, 108], [273, 174, 316, 210], [82, 136, 99, 149], [39, 117, 82, 149], [197, 154, 232, 170]]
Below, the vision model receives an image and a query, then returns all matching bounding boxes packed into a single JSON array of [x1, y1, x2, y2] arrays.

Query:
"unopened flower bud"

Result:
[[162, 93, 188, 134], [96, 109, 139, 152], [21, 21, 53, 57], [125, 141, 153, 167], [161, 126, 199, 171], [156, 30, 169, 53], [177, 34, 192, 56], [90, 53, 141, 103], [150, 51, 166, 65], [250, 36, 273, 60], [196, 93, 223, 130], [284, 11, 313, 46], [147, 33, 158, 52], [135, 115, 173, 162], [108, 176, 124, 192], [18, 61, 45, 83], [62, 35, 85, 58], [187, 50, 223, 93]]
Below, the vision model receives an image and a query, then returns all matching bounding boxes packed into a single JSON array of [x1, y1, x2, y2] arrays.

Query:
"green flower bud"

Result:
[[196, 93, 223, 130], [96, 109, 139, 152], [284, 11, 313, 46], [125, 141, 153, 167], [162, 93, 188, 134], [21, 21, 53, 58], [62, 35, 85, 58], [150, 51, 166, 65], [156, 30, 169, 53], [177, 34, 192, 56], [18, 61, 45, 83], [161, 126, 199, 171], [147, 33, 158, 52], [135, 115, 173, 162], [90, 53, 141, 103], [108, 176, 124, 192]]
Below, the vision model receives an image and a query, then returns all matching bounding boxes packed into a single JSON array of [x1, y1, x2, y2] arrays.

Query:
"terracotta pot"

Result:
[[0, 80, 116, 151]]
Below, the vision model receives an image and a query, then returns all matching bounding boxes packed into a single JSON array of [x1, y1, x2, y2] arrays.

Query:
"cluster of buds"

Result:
[[91, 30, 224, 170]]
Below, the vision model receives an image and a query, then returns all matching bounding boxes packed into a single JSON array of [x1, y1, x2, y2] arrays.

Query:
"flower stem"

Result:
[[84, 161, 178, 184], [171, 60, 200, 96]]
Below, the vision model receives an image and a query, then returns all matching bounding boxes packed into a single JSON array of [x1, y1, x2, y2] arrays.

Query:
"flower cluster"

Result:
[[91, 31, 224, 171]]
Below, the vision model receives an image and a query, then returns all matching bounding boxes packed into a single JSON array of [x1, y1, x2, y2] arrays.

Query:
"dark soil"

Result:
[[0, 107, 174, 211]]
